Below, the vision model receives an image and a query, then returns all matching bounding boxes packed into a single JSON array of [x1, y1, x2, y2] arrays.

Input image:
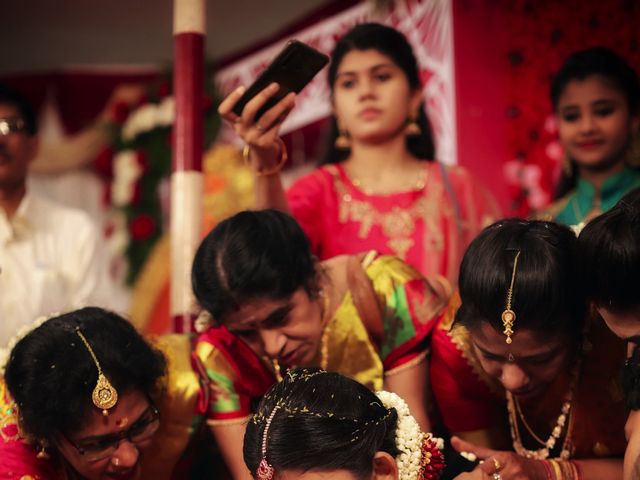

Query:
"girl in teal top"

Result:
[[540, 47, 640, 231]]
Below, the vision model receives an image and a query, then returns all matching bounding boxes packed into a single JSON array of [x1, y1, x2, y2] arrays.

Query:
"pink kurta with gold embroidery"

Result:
[[287, 163, 499, 285]]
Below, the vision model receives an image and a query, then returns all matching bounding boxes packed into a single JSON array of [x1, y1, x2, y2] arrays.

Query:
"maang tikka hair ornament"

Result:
[[502, 250, 521, 344], [256, 404, 281, 480], [75, 327, 118, 416]]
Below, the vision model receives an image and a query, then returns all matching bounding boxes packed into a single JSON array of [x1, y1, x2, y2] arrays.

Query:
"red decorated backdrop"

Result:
[[2, 0, 640, 216], [503, 0, 640, 214]]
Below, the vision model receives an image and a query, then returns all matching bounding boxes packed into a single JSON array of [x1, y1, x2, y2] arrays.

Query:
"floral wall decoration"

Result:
[[95, 75, 219, 285], [503, 0, 640, 215]]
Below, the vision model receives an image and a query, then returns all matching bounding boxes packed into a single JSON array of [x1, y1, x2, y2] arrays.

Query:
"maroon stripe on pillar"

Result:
[[173, 314, 194, 334], [173, 32, 204, 172]]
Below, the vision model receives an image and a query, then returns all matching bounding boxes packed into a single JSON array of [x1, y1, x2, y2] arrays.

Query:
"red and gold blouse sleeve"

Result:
[[0, 377, 59, 479], [429, 294, 506, 433], [194, 326, 275, 425]]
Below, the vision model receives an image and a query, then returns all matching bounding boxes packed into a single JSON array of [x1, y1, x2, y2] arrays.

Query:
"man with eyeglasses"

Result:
[[0, 85, 115, 344]]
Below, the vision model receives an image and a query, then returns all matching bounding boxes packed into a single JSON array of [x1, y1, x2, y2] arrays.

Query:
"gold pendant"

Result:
[[93, 373, 118, 415]]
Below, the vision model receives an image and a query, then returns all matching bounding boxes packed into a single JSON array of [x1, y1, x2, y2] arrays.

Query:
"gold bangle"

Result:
[[548, 459, 564, 480], [242, 137, 288, 177]]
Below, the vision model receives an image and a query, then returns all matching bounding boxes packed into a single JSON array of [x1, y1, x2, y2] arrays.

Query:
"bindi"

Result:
[[115, 417, 129, 428]]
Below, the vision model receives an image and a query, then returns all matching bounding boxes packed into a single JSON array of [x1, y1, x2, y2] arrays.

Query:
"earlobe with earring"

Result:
[[405, 112, 421, 137], [334, 117, 351, 149], [36, 443, 50, 459]]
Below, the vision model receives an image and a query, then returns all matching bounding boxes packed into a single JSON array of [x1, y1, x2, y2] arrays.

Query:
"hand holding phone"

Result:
[[231, 40, 329, 120]]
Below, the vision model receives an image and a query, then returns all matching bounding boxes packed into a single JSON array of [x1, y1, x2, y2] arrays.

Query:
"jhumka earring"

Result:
[[405, 111, 421, 137], [75, 327, 118, 416], [501, 250, 521, 344], [36, 443, 50, 459], [334, 118, 351, 150], [256, 405, 281, 480]]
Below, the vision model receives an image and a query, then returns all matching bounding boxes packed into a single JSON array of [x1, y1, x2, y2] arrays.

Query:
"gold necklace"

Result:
[[506, 360, 580, 460], [272, 290, 331, 382], [347, 165, 428, 195], [514, 397, 555, 446]]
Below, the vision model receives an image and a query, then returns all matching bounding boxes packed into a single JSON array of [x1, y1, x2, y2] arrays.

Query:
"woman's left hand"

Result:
[[451, 436, 548, 480]]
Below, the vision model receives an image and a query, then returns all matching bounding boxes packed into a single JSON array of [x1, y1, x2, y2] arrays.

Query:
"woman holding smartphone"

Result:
[[219, 23, 499, 287]]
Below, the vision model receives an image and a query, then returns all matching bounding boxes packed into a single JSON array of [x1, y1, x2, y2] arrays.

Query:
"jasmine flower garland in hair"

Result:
[[376, 391, 445, 480]]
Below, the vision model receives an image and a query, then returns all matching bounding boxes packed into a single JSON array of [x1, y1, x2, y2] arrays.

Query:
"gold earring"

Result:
[[405, 112, 421, 137], [334, 118, 350, 150], [36, 444, 50, 459]]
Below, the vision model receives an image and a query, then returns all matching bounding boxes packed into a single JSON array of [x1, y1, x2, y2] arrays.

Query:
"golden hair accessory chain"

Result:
[[501, 250, 521, 344], [75, 327, 118, 416], [256, 405, 281, 480]]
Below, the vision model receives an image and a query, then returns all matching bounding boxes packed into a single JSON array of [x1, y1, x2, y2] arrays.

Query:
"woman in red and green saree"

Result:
[[429, 220, 627, 480], [191, 209, 449, 479]]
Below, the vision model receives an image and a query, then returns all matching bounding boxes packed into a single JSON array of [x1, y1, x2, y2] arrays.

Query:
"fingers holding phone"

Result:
[[242, 83, 296, 142], [218, 40, 328, 175], [219, 83, 296, 171]]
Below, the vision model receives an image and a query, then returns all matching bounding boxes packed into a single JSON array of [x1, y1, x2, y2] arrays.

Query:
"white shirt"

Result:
[[0, 192, 114, 345]]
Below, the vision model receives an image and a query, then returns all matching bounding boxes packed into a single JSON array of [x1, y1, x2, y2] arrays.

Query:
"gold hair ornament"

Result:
[[256, 404, 281, 480], [75, 327, 118, 416], [502, 251, 521, 344]]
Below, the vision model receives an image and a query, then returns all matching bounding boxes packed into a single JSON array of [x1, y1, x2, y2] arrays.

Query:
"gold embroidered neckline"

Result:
[[340, 164, 429, 196], [331, 164, 448, 260]]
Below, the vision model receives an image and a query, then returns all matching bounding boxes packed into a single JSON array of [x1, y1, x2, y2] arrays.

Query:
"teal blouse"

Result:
[[554, 167, 640, 226]]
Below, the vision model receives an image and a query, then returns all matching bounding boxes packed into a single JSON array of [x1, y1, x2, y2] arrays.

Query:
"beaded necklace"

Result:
[[506, 360, 580, 460]]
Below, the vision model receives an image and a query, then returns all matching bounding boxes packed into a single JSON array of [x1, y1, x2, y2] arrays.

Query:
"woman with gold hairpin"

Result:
[[244, 368, 445, 480], [426, 219, 627, 479], [0, 307, 209, 480], [243, 368, 446, 480]]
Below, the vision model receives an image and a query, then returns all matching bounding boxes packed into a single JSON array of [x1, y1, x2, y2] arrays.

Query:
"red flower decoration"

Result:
[[135, 150, 149, 173], [157, 81, 171, 99], [131, 183, 142, 205], [420, 436, 445, 480], [135, 93, 149, 108], [129, 214, 156, 241], [94, 147, 114, 178], [111, 101, 131, 125], [101, 183, 111, 207]]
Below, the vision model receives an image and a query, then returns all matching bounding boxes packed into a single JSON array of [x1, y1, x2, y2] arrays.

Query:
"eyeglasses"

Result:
[[63, 404, 160, 462], [0, 118, 27, 136]]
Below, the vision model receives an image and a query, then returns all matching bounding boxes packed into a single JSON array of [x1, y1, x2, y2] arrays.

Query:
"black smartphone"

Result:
[[231, 40, 329, 120]]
